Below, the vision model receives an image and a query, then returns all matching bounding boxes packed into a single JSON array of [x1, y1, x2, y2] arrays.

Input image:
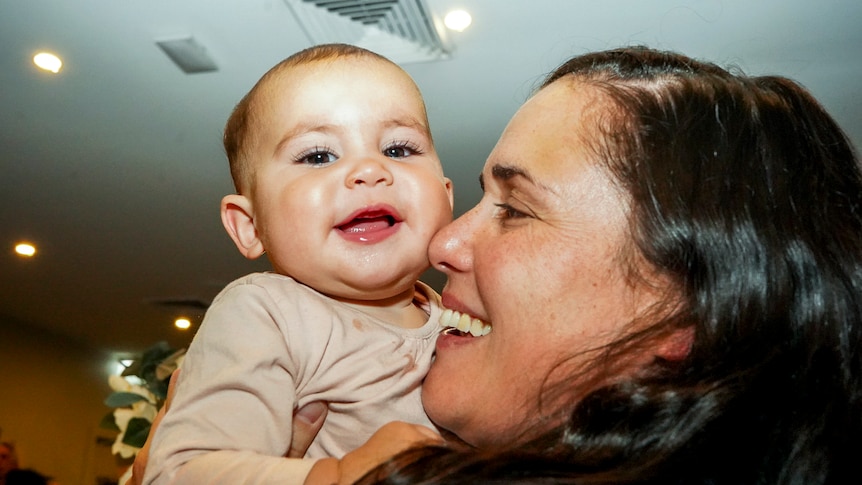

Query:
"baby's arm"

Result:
[[126, 374, 328, 485], [143, 282, 316, 484]]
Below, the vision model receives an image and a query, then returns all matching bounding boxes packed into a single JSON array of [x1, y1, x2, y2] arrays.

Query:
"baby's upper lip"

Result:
[[335, 204, 403, 228]]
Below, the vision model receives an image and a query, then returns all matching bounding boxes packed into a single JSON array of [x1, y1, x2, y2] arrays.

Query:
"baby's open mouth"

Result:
[[337, 214, 397, 233], [336, 208, 402, 235], [439, 308, 492, 336]]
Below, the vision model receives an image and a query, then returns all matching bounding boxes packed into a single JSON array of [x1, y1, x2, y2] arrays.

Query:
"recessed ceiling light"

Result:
[[15, 242, 36, 257], [175, 317, 192, 330], [33, 52, 62, 73], [444, 9, 472, 32]]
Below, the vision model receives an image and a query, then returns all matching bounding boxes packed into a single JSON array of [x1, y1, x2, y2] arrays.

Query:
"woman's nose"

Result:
[[429, 206, 476, 275], [346, 157, 394, 188]]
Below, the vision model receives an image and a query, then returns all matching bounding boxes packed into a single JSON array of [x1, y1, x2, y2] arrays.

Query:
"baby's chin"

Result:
[[327, 273, 426, 303]]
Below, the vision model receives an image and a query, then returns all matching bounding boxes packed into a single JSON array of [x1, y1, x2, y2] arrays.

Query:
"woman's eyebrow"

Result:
[[480, 163, 532, 190], [480, 163, 557, 195], [492, 164, 533, 182]]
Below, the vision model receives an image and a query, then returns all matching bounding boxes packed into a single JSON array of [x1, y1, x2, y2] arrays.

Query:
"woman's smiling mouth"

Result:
[[439, 308, 492, 336]]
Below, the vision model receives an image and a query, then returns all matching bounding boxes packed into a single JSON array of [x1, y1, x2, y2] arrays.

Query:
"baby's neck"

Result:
[[337, 286, 428, 329], [365, 301, 428, 329]]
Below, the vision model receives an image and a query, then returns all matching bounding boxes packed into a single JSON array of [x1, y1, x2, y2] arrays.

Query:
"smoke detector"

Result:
[[283, 0, 451, 64]]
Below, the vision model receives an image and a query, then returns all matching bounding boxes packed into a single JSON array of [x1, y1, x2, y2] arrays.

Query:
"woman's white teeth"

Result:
[[472, 319, 491, 336], [457, 313, 472, 332], [440, 308, 492, 336]]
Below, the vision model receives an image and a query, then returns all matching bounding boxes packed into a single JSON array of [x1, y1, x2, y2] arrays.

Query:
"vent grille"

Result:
[[284, 0, 450, 64], [308, 0, 399, 24]]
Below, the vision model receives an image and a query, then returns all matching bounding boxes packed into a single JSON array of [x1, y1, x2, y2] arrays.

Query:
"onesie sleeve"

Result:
[[143, 278, 318, 484]]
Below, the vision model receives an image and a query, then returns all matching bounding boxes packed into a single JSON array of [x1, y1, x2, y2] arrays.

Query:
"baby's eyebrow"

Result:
[[382, 116, 431, 137], [274, 122, 336, 156]]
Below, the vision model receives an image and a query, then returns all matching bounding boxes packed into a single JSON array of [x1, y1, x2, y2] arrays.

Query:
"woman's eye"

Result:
[[295, 149, 337, 166], [383, 142, 421, 159], [494, 203, 529, 220]]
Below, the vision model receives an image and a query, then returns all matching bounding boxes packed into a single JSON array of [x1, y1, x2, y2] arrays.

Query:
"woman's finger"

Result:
[[287, 401, 328, 458]]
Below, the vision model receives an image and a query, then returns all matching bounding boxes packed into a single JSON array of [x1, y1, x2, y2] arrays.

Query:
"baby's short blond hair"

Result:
[[223, 44, 405, 194]]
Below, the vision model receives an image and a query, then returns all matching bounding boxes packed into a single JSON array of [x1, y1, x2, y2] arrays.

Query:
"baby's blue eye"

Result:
[[383, 141, 421, 159], [296, 150, 337, 166], [385, 146, 411, 158]]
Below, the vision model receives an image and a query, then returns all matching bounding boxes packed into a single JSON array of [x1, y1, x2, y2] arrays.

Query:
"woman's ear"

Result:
[[444, 177, 454, 211], [221, 194, 265, 260], [656, 326, 695, 362]]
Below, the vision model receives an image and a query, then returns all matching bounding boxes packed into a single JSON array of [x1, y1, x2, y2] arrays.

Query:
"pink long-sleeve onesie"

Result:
[[143, 272, 441, 484]]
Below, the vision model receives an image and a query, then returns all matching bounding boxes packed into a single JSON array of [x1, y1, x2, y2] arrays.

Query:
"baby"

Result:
[[143, 43, 453, 484]]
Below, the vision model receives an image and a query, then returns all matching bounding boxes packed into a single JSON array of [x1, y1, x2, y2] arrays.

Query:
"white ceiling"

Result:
[[2, 0, 861, 357]]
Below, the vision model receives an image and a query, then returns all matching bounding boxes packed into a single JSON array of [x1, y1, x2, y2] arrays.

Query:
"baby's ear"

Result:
[[221, 194, 265, 259]]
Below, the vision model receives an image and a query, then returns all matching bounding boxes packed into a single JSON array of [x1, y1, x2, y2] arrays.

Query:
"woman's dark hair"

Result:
[[359, 46, 862, 484]]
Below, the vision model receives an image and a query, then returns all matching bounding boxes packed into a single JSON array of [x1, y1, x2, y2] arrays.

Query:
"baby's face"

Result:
[[246, 57, 453, 301]]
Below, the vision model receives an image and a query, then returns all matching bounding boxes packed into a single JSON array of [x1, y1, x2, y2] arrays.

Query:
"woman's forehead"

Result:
[[484, 81, 605, 185]]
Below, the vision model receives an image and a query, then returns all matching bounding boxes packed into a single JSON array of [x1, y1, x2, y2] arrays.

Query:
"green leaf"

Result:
[[149, 372, 175, 402], [104, 391, 148, 408], [122, 417, 152, 448], [139, 341, 176, 384], [99, 411, 120, 431]]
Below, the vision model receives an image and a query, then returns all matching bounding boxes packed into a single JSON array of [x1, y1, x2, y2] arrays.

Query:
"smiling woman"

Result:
[[422, 78, 657, 449], [353, 46, 862, 484]]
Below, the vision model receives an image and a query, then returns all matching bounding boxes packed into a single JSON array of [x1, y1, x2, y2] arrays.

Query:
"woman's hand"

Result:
[[124, 369, 330, 484], [305, 422, 443, 485]]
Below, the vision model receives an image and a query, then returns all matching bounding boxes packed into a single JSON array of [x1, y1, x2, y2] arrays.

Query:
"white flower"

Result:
[[108, 375, 158, 458], [104, 343, 186, 460], [111, 399, 157, 458], [108, 375, 156, 403], [111, 432, 140, 459]]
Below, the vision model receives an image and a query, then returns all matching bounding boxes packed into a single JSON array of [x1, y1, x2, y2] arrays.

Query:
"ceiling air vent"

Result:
[[283, 0, 450, 64]]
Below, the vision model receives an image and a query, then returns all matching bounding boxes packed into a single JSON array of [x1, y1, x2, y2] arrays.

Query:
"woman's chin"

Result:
[[423, 332, 486, 439]]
